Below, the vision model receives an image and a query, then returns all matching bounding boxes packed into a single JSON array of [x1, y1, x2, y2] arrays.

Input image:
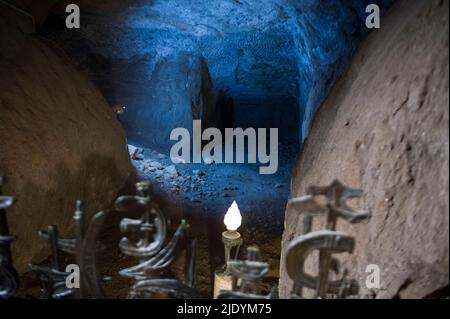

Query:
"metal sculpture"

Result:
[[218, 246, 276, 299], [0, 177, 19, 299], [29, 224, 74, 299], [285, 179, 371, 298], [74, 204, 108, 299], [24, 181, 201, 299], [116, 182, 167, 260], [30, 200, 107, 299], [115, 181, 201, 299]]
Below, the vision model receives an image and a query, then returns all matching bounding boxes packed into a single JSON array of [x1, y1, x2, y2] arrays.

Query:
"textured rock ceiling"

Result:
[[126, 0, 292, 35], [119, 0, 299, 106], [33, 0, 389, 148]]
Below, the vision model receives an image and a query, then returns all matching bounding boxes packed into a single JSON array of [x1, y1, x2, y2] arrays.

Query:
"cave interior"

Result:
[[0, 0, 407, 298], [35, 0, 390, 226]]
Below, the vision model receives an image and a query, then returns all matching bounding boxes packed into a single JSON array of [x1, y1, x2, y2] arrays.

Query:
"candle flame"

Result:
[[224, 200, 242, 231]]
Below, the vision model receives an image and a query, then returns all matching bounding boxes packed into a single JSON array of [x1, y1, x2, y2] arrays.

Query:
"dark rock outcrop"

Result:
[[0, 12, 134, 271], [121, 53, 218, 153], [280, 0, 449, 299]]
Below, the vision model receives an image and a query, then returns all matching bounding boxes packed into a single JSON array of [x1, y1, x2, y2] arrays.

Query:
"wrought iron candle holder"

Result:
[[221, 200, 243, 274], [222, 230, 243, 275]]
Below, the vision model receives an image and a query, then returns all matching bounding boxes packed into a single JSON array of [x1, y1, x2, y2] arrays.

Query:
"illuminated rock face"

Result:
[[114, 52, 218, 154], [44, 0, 389, 151], [0, 17, 134, 271]]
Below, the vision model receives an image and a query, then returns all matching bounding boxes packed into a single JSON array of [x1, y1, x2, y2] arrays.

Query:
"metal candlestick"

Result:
[[217, 246, 277, 299], [222, 230, 243, 275]]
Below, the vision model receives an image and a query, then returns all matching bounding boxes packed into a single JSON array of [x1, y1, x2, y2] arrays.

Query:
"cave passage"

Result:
[[40, 1, 384, 235], [120, 2, 301, 235], [39, 1, 304, 233], [34, 0, 389, 296], [3, 0, 447, 300]]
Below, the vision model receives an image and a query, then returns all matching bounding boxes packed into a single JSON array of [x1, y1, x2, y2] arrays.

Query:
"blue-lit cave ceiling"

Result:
[[44, 0, 390, 153]]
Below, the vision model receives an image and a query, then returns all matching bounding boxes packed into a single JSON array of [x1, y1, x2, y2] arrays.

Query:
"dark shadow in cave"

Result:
[[216, 89, 235, 133]]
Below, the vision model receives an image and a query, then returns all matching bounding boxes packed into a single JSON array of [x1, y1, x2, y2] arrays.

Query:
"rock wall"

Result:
[[280, 0, 449, 299], [17, 0, 396, 149], [290, 0, 391, 142], [111, 52, 218, 154], [0, 12, 134, 271], [43, 0, 299, 148]]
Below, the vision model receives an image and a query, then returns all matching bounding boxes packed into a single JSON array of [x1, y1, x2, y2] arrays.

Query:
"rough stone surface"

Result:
[[121, 53, 217, 153], [290, 0, 391, 142], [35, 0, 390, 146], [280, 0, 449, 299], [0, 15, 134, 271]]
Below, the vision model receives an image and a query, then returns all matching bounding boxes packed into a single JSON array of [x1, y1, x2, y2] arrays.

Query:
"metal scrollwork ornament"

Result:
[[286, 179, 371, 299], [218, 246, 277, 299], [0, 175, 372, 300], [116, 182, 167, 259], [0, 177, 19, 299], [29, 224, 74, 299], [30, 200, 108, 299], [75, 205, 109, 299], [116, 181, 201, 299]]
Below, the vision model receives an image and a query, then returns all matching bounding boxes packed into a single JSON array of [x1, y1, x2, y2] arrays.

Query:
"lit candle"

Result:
[[224, 200, 242, 232], [214, 201, 244, 298]]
